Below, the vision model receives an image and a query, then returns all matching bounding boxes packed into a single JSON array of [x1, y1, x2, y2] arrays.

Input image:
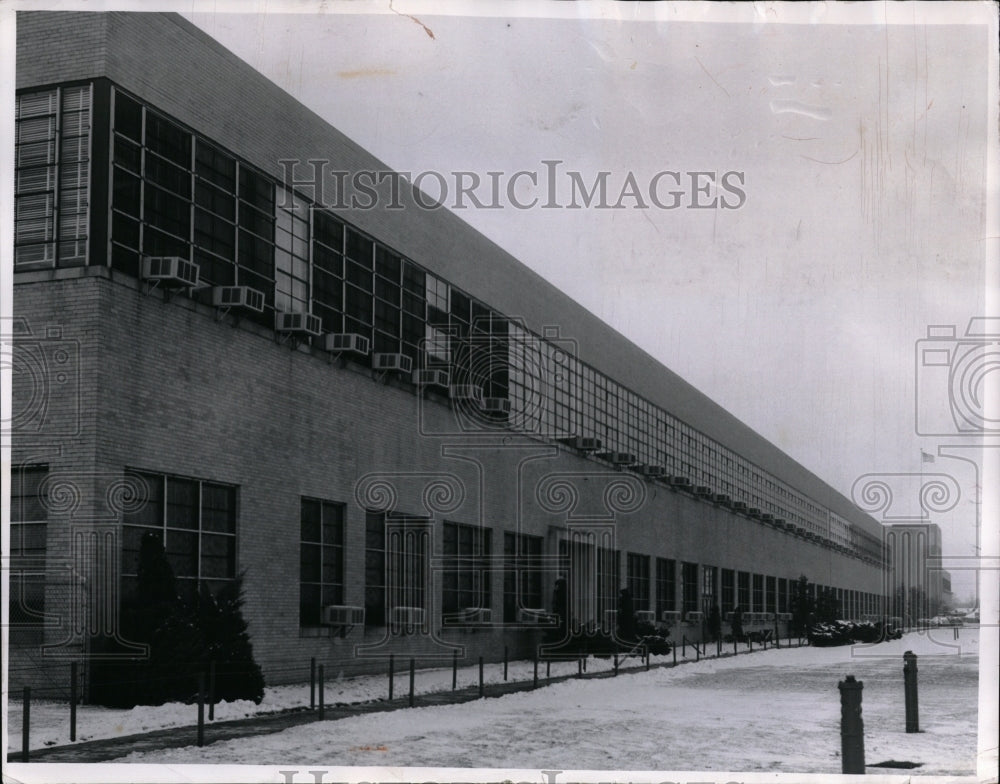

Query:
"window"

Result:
[[752, 573, 764, 612], [766, 575, 776, 614], [299, 499, 345, 627], [122, 471, 237, 602], [655, 557, 675, 617], [681, 561, 698, 617], [365, 512, 428, 627], [503, 532, 543, 622], [737, 571, 750, 609], [627, 553, 650, 610], [597, 546, 620, 625], [441, 521, 491, 619], [8, 466, 48, 632], [701, 564, 717, 616], [721, 568, 735, 615], [15, 86, 91, 269], [365, 511, 386, 627], [778, 577, 788, 614]]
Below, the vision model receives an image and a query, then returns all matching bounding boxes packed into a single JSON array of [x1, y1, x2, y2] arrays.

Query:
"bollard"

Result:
[[672, 644, 677, 665], [452, 649, 458, 690], [577, 658, 583, 678], [682, 636, 686, 658], [318, 664, 325, 720], [478, 656, 484, 698], [197, 673, 205, 747], [695, 642, 700, 662], [583, 656, 587, 672], [22, 686, 30, 762], [388, 654, 394, 700], [614, 654, 619, 675], [733, 636, 738, 655], [70, 661, 78, 742], [838, 675, 865, 773], [903, 651, 919, 733], [546, 660, 551, 678], [533, 656, 539, 689], [208, 660, 216, 721], [310, 657, 316, 709], [409, 658, 415, 708], [646, 647, 650, 671], [504, 646, 509, 681], [749, 636, 753, 652], [717, 638, 721, 657]]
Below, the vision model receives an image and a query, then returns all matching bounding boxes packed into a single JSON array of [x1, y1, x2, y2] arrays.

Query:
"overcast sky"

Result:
[[177, 3, 999, 602]]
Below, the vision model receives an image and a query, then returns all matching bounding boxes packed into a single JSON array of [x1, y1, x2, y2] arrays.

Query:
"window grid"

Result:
[[299, 498, 345, 627], [503, 531, 543, 622], [626, 553, 651, 611], [441, 521, 492, 616]]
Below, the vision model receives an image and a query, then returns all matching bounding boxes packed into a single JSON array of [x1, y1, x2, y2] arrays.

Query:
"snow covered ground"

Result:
[[8, 629, 979, 776]]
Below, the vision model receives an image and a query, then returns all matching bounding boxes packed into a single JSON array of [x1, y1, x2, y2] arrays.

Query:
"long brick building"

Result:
[[9, 11, 889, 694]]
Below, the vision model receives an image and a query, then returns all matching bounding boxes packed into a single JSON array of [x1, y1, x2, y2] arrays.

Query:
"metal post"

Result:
[[70, 662, 78, 742], [22, 686, 30, 762], [904, 651, 919, 733], [582, 656, 587, 672], [839, 675, 865, 774], [409, 658, 415, 708], [197, 673, 205, 747], [318, 664, 325, 720], [546, 660, 551, 678], [682, 636, 686, 658], [478, 656, 484, 698], [614, 654, 619, 675], [388, 654, 394, 700], [733, 636, 738, 655], [672, 644, 677, 665], [695, 642, 700, 662], [645, 647, 650, 671], [717, 638, 721, 657], [208, 660, 216, 721], [577, 658, 583, 678], [503, 646, 508, 681], [533, 657, 539, 689], [452, 649, 458, 691], [310, 657, 316, 709]]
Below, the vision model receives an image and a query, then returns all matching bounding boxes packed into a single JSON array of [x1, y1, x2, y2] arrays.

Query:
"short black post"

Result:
[[22, 686, 30, 762], [904, 651, 919, 733], [613, 654, 619, 675], [839, 675, 865, 773], [318, 664, 325, 720], [695, 642, 700, 662], [733, 636, 738, 655], [452, 649, 458, 691], [749, 636, 753, 652], [208, 660, 216, 721], [582, 656, 587, 672], [310, 657, 316, 709], [409, 658, 415, 708], [672, 644, 677, 665], [645, 647, 650, 671], [70, 661, 78, 742], [478, 656, 484, 698], [503, 646, 509, 681], [533, 657, 539, 689], [197, 673, 205, 747], [546, 660, 551, 678], [388, 654, 394, 700], [717, 638, 721, 657], [682, 636, 686, 657], [577, 658, 583, 678]]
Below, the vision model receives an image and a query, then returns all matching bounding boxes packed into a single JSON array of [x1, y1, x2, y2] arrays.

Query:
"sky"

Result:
[[180, 2, 996, 602]]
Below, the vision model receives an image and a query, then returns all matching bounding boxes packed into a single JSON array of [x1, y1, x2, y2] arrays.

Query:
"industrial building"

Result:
[[9, 11, 889, 694]]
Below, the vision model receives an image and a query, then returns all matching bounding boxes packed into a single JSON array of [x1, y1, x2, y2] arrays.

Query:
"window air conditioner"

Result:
[[660, 611, 681, 624], [275, 311, 322, 337], [449, 384, 484, 404], [695, 486, 712, 496], [481, 397, 511, 414], [142, 256, 200, 288], [642, 465, 666, 478], [322, 605, 365, 626], [561, 436, 602, 452], [733, 501, 748, 511], [212, 285, 265, 313], [635, 610, 656, 624], [324, 332, 370, 356], [413, 369, 449, 387], [373, 353, 413, 374], [684, 611, 704, 624], [777, 612, 793, 622], [517, 608, 556, 624], [713, 493, 731, 504], [670, 477, 692, 488]]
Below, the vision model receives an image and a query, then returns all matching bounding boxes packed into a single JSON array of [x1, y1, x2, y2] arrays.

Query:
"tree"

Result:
[[196, 576, 265, 704]]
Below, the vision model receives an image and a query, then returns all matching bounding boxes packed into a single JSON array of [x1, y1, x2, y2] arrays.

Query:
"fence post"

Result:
[[546, 660, 551, 678], [904, 651, 919, 733], [208, 660, 216, 721], [533, 656, 539, 689], [733, 636, 738, 655], [682, 636, 686, 658], [197, 673, 205, 747], [838, 675, 865, 774], [504, 646, 509, 681], [388, 654, 394, 700], [452, 649, 458, 691], [577, 658, 583, 678], [672, 643, 677, 666], [478, 656, 484, 698], [318, 664, 325, 720], [614, 654, 619, 675], [409, 658, 415, 708], [22, 686, 30, 762], [695, 642, 700, 662], [645, 646, 650, 671], [310, 657, 316, 709], [70, 661, 78, 742]]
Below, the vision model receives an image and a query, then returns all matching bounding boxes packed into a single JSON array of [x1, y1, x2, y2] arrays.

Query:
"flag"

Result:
[[921, 451, 935, 464]]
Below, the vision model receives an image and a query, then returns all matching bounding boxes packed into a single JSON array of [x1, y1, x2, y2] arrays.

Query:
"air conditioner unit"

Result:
[[517, 608, 556, 624], [481, 397, 511, 414], [142, 256, 200, 288], [641, 465, 666, 478], [733, 501, 748, 511], [413, 368, 449, 387], [748, 508, 762, 518], [324, 332, 370, 356], [599, 451, 635, 465], [635, 610, 656, 624], [763, 612, 775, 622], [322, 605, 365, 626], [389, 606, 425, 626], [684, 611, 704, 624], [695, 486, 712, 496], [774, 518, 788, 528], [660, 611, 681, 624], [450, 384, 484, 404], [777, 612, 793, 622], [761, 513, 775, 523], [713, 493, 731, 504], [212, 285, 264, 313], [561, 436, 602, 452], [670, 477, 692, 488], [275, 311, 322, 337], [373, 353, 413, 374]]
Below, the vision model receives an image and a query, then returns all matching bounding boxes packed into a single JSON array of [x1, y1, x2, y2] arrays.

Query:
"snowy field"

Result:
[[8, 629, 978, 775]]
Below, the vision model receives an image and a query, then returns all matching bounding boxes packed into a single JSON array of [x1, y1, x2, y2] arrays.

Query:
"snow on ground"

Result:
[[103, 629, 979, 775]]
